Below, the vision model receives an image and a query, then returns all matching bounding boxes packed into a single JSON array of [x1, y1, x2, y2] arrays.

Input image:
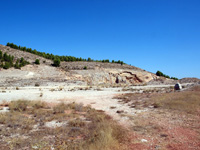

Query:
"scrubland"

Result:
[[0, 101, 129, 150]]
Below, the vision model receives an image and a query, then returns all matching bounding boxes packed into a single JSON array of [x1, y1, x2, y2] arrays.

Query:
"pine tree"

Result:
[[53, 58, 60, 67], [35, 59, 40, 65], [0, 50, 2, 59]]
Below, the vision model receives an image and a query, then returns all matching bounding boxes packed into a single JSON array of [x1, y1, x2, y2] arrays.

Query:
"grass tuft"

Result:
[[9, 100, 28, 112]]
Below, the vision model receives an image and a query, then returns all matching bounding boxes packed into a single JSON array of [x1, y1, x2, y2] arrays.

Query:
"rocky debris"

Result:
[[174, 83, 182, 90], [147, 77, 177, 85], [116, 75, 126, 84], [0, 107, 9, 113], [116, 110, 124, 113], [141, 139, 148, 143], [69, 69, 155, 86], [45, 120, 68, 128]]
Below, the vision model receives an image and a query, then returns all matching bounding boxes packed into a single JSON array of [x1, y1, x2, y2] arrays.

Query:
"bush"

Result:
[[0, 50, 2, 59], [83, 66, 87, 70], [156, 70, 178, 80], [171, 77, 178, 80], [3, 62, 11, 69], [20, 57, 24, 63], [53, 58, 60, 67], [35, 59, 40, 65], [53, 103, 66, 113], [9, 100, 28, 112], [156, 71, 163, 76]]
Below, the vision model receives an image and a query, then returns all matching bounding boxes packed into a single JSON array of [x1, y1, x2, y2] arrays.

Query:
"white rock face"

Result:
[[71, 69, 154, 86]]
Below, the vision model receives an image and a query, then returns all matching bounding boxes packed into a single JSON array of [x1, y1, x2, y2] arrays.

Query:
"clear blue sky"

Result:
[[1, 0, 200, 78]]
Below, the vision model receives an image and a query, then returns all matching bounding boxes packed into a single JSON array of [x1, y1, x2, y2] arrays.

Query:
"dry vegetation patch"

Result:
[[114, 85, 200, 149], [152, 85, 200, 114], [0, 100, 129, 150]]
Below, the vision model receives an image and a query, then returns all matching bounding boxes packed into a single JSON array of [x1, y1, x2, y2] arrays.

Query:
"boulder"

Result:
[[115, 76, 126, 84], [174, 83, 182, 90]]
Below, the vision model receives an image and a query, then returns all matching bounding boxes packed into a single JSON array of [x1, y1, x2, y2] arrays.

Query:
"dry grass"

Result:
[[153, 86, 200, 114], [115, 85, 200, 113], [0, 100, 128, 150], [115, 85, 200, 149]]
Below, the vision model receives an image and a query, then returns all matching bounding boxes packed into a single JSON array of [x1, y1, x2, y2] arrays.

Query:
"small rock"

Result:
[[130, 105, 135, 108], [148, 105, 154, 108], [141, 139, 148, 142], [116, 110, 124, 113], [160, 134, 168, 137]]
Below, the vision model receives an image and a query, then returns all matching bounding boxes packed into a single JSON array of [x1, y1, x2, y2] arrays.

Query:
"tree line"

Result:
[[156, 70, 178, 80], [0, 50, 29, 69], [6, 43, 124, 65]]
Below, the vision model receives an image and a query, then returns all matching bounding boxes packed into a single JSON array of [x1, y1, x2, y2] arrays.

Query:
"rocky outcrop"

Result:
[[0, 44, 156, 86], [68, 68, 154, 86]]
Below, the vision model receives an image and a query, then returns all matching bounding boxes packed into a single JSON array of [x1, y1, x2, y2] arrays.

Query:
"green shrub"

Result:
[[0, 50, 2, 59], [20, 57, 24, 63], [156, 70, 178, 80], [171, 77, 178, 80], [53, 58, 60, 67], [35, 59, 40, 65], [3, 62, 11, 69], [14, 63, 20, 69], [83, 66, 87, 70]]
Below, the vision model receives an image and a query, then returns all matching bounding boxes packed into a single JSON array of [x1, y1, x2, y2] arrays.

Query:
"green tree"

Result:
[[3, 53, 9, 61], [20, 57, 24, 63], [14, 61, 20, 69], [156, 71, 163, 76], [0, 50, 2, 59], [87, 57, 92, 62], [35, 59, 40, 65], [3, 62, 11, 69], [53, 58, 60, 67]]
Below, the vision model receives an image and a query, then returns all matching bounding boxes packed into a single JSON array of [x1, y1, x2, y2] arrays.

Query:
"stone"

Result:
[[116, 110, 124, 113], [174, 83, 182, 90], [141, 139, 148, 142]]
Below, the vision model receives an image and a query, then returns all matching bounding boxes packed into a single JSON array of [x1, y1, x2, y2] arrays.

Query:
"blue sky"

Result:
[[1, 0, 200, 78]]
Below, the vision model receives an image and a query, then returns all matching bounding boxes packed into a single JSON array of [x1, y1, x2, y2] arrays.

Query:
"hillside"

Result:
[[0, 44, 158, 87], [0, 44, 200, 150]]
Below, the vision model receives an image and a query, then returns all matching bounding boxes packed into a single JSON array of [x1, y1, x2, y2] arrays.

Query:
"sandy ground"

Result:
[[0, 86, 139, 126], [0, 83, 194, 127], [0, 84, 191, 126]]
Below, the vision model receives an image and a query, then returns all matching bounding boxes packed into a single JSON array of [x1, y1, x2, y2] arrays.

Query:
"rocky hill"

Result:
[[0, 44, 164, 87]]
